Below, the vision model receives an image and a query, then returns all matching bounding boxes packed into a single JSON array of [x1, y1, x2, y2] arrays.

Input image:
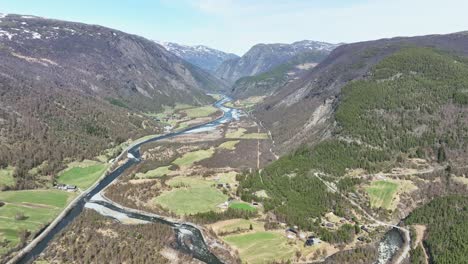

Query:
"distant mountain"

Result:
[[156, 41, 239, 73], [254, 32, 468, 155], [215, 40, 338, 84], [230, 50, 329, 98], [0, 13, 225, 187]]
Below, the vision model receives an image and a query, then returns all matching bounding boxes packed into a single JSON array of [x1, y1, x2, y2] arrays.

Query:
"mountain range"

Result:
[[156, 41, 239, 73], [254, 32, 468, 155], [0, 13, 224, 187], [215, 40, 338, 84]]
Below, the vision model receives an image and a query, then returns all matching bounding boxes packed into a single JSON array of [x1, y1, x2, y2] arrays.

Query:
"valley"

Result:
[[0, 9, 467, 264]]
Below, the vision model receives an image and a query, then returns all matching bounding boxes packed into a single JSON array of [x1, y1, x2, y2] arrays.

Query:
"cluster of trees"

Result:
[[405, 195, 468, 264], [322, 246, 378, 264], [236, 149, 353, 232], [334, 47, 468, 170], [188, 208, 257, 225], [409, 245, 427, 264], [39, 209, 175, 263], [0, 88, 161, 189], [316, 224, 356, 244]]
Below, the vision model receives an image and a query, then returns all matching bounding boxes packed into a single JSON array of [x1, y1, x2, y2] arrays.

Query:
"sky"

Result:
[[0, 0, 467, 55]]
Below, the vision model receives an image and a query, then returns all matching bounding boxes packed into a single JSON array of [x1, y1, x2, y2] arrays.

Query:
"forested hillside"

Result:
[[0, 14, 224, 189], [405, 195, 468, 264], [239, 46, 468, 233], [255, 33, 468, 154]]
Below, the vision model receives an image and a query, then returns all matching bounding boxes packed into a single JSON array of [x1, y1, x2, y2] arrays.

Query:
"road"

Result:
[[314, 173, 411, 264]]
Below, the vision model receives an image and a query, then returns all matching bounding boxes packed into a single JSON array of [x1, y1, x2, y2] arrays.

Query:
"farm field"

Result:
[[0, 190, 75, 255], [241, 133, 269, 139], [229, 202, 256, 211], [224, 231, 295, 264], [181, 105, 218, 118], [136, 166, 172, 179], [226, 128, 247, 138], [224, 96, 265, 110], [365, 180, 399, 210], [225, 128, 268, 139], [218, 140, 240, 150], [57, 162, 107, 190], [153, 176, 227, 215], [173, 148, 215, 167], [209, 218, 264, 234]]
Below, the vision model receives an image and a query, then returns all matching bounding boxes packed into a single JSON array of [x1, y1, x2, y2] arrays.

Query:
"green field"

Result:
[[241, 133, 269, 139], [173, 148, 215, 167], [225, 128, 268, 140], [365, 180, 399, 209], [214, 171, 238, 185], [182, 105, 218, 118], [224, 231, 294, 264], [136, 166, 172, 179], [209, 94, 223, 101], [224, 96, 264, 109], [154, 176, 227, 215], [57, 163, 107, 190], [213, 219, 263, 233], [0, 190, 75, 255], [229, 202, 256, 211], [226, 128, 247, 138], [218, 140, 240, 150], [0, 166, 15, 187]]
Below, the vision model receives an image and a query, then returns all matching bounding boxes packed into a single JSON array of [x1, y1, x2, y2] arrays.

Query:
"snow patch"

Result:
[[31, 32, 41, 39], [0, 30, 15, 40]]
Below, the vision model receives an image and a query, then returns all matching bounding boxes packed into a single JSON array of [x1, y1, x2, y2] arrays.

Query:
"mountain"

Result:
[[254, 32, 468, 161], [156, 41, 239, 73], [215, 40, 338, 84], [230, 50, 329, 98], [235, 33, 468, 243], [0, 14, 225, 188]]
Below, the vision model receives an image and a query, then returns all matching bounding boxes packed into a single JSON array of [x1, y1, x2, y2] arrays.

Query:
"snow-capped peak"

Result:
[[154, 40, 239, 72]]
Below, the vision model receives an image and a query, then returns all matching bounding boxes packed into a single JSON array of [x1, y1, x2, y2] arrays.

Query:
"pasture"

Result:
[[154, 176, 227, 215], [57, 163, 107, 190], [173, 148, 215, 167], [224, 231, 295, 264], [365, 180, 399, 210], [0, 190, 75, 255]]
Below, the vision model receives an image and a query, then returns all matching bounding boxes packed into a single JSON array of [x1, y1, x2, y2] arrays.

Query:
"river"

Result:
[[375, 228, 405, 264], [16, 96, 239, 264]]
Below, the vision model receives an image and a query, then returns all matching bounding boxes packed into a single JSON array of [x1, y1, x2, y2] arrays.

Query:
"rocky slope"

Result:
[[157, 41, 239, 73], [254, 32, 468, 155], [230, 50, 329, 98], [0, 13, 225, 187], [215, 40, 338, 84]]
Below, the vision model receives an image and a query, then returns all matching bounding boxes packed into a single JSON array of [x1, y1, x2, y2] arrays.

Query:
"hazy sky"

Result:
[[0, 0, 467, 55]]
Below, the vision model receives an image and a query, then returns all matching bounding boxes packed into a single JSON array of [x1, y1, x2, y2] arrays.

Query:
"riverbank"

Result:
[[10, 95, 236, 264]]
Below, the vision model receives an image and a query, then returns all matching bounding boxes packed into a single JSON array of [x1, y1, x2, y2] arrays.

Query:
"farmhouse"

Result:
[[285, 227, 298, 239], [56, 184, 77, 192]]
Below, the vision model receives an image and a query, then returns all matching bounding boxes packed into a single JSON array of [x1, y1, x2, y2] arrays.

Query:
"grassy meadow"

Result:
[[224, 231, 295, 264], [365, 180, 399, 210], [0, 190, 75, 255], [153, 176, 227, 215], [57, 162, 107, 190]]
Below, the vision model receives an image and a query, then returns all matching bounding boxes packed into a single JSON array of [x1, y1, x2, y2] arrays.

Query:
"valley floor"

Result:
[[2, 95, 467, 264]]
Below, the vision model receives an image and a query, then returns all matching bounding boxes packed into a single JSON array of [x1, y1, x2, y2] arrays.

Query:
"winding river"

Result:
[[13, 95, 405, 264], [16, 96, 238, 264]]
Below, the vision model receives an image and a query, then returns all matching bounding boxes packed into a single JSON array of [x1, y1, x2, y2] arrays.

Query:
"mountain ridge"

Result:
[[156, 41, 239, 73], [215, 40, 338, 84]]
